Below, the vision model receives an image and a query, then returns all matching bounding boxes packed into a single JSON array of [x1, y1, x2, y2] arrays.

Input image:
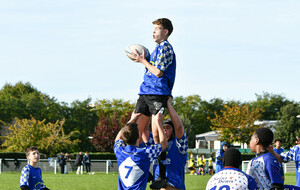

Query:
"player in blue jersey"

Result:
[[114, 112, 168, 190], [151, 97, 188, 190], [206, 148, 257, 190], [20, 146, 49, 190], [273, 136, 300, 187], [274, 138, 285, 181], [130, 18, 176, 189], [215, 142, 228, 173], [246, 127, 284, 190]]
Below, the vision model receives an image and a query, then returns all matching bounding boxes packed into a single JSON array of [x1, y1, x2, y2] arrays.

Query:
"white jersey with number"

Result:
[[206, 168, 257, 190]]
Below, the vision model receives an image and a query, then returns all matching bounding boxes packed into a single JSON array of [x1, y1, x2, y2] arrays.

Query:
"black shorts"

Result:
[[135, 95, 168, 117], [209, 166, 213, 169]]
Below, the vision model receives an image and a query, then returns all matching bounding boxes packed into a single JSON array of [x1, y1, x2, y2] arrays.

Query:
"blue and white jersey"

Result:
[[139, 40, 176, 96], [114, 139, 162, 190], [215, 149, 224, 166], [152, 133, 188, 189], [206, 167, 257, 190], [280, 145, 300, 186], [246, 152, 283, 189], [20, 164, 47, 190]]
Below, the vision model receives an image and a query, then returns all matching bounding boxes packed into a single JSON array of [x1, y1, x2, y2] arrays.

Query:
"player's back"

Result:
[[206, 168, 256, 190]]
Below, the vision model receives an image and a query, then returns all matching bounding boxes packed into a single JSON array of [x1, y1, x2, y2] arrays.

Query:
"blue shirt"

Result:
[[206, 167, 257, 190], [246, 152, 283, 189], [20, 164, 47, 190], [114, 139, 162, 190], [280, 145, 300, 186], [152, 133, 188, 189], [139, 40, 176, 96], [216, 149, 224, 165]]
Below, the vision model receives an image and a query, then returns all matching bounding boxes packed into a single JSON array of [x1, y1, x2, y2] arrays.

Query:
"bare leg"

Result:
[[136, 114, 150, 144]]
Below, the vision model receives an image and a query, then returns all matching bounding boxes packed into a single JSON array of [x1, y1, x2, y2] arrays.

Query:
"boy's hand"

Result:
[[128, 110, 142, 123], [167, 96, 173, 105], [131, 49, 145, 63]]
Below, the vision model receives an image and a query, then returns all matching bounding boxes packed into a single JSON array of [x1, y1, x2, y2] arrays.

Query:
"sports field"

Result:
[[0, 172, 297, 190]]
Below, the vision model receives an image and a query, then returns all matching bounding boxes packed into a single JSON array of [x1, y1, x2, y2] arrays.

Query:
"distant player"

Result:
[[273, 136, 300, 187], [20, 146, 50, 190], [206, 148, 257, 190], [246, 127, 284, 189], [274, 138, 285, 181], [130, 18, 176, 189], [197, 155, 206, 175], [114, 112, 167, 190], [208, 154, 214, 175], [215, 142, 228, 173]]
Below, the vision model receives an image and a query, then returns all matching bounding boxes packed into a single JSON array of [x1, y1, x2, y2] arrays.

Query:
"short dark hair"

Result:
[[122, 123, 139, 145], [25, 146, 38, 157], [274, 138, 282, 143], [164, 120, 175, 141], [223, 148, 242, 168], [152, 18, 173, 36], [255, 127, 274, 147]]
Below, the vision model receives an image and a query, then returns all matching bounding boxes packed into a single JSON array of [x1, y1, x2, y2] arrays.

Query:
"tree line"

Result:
[[0, 82, 299, 156]]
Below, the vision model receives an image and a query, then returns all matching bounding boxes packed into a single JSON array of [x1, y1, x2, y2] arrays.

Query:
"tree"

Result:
[[1, 117, 79, 157], [63, 99, 98, 152], [251, 92, 293, 120], [0, 81, 65, 123], [209, 104, 264, 145], [90, 112, 131, 152], [274, 103, 300, 148]]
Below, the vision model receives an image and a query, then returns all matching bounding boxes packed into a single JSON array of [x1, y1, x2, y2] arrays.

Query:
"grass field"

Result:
[[0, 172, 297, 190]]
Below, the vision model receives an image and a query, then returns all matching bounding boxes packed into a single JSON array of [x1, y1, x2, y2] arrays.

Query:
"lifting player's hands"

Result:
[[127, 109, 142, 124], [167, 96, 173, 105], [131, 49, 146, 63]]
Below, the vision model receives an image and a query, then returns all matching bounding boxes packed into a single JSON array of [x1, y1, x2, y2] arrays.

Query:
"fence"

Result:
[[0, 158, 118, 174], [242, 160, 296, 173]]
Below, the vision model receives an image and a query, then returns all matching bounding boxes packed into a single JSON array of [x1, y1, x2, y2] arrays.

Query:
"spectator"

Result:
[[64, 153, 71, 174], [83, 151, 91, 174], [75, 152, 83, 175], [56, 152, 66, 174]]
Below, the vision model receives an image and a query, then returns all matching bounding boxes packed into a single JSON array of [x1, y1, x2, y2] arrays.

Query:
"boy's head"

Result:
[[274, 138, 282, 148], [122, 123, 139, 145], [223, 148, 242, 168], [163, 120, 175, 141], [152, 18, 173, 43], [25, 146, 40, 164], [250, 127, 273, 151], [221, 142, 228, 152]]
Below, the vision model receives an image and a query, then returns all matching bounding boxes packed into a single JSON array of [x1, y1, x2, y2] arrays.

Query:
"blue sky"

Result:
[[1, 1, 299, 104]]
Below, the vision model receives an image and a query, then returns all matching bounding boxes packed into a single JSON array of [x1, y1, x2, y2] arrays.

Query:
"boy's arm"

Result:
[[20, 167, 30, 189], [268, 145, 284, 163], [167, 97, 184, 139], [133, 49, 163, 78]]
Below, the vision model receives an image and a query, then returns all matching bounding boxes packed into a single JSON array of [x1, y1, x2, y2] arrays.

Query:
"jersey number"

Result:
[[210, 185, 230, 190], [124, 166, 133, 178]]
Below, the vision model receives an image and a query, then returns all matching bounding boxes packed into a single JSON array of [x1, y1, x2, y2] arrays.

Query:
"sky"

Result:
[[0, 0, 299, 104]]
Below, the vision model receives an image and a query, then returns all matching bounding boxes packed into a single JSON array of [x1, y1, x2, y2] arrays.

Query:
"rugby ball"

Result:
[[125, 44, 150, 61]]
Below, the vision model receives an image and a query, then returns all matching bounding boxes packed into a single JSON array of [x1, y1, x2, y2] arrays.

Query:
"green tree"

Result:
[[274, 103, 300, 148], [63, 99, 98, 152], [251, 92, 293, 120], [209, 104, 264, 145], [0, 82, 64, 123], [1, 117, 79, 157]]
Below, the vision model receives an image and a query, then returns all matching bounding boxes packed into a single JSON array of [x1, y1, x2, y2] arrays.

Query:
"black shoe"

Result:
[[149, 177, 168, 189]]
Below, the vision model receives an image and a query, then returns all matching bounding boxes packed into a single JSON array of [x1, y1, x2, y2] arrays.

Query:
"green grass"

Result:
[[0, 172, 297, 190]]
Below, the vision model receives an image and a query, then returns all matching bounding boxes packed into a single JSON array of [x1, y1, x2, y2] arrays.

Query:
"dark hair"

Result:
[[223, 148, 242, 168], [255, 127, 274, 147], [122, 123, 139, 145], [274, 138, 282, 143], [152, 18, 173, 36], [25, 146, 39, 157]]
